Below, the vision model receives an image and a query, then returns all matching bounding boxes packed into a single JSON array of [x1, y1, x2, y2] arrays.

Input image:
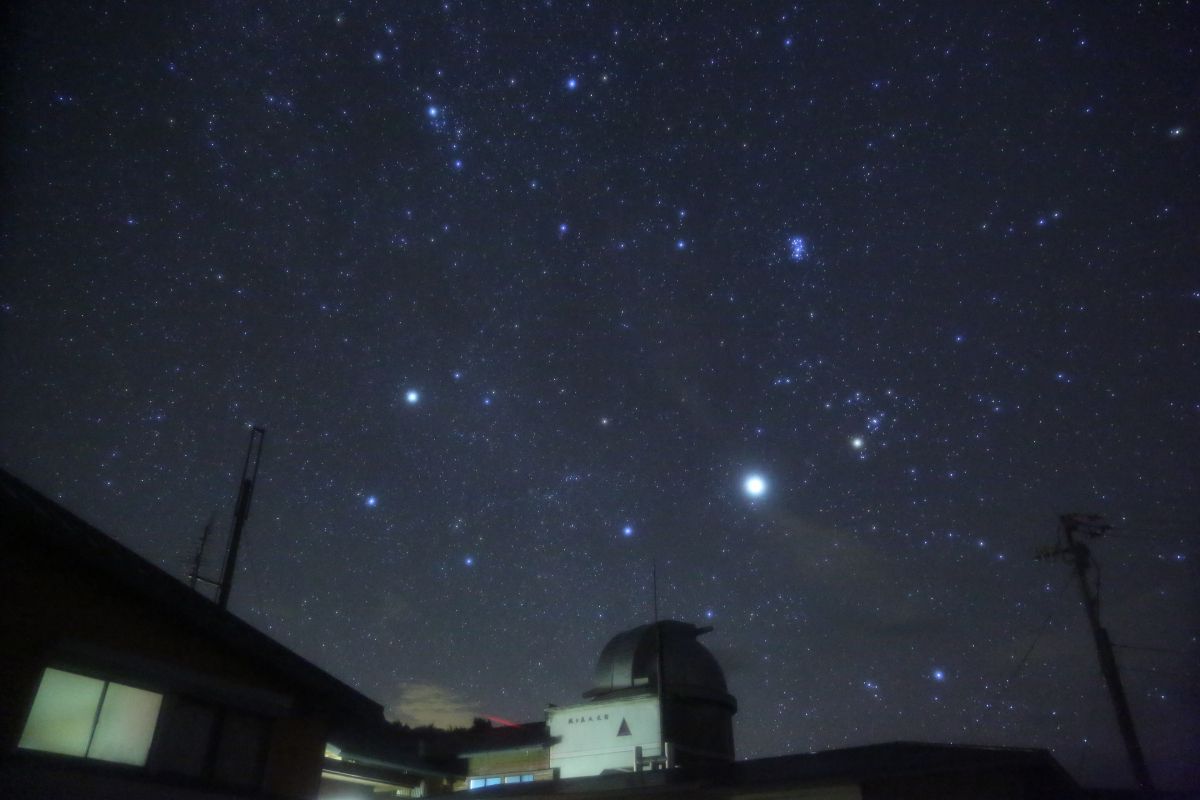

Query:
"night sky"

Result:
[[2, 1, 1198, 791]]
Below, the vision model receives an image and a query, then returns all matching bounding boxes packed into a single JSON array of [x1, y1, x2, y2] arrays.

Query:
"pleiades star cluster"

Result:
[[1, 2, 1197, 791]]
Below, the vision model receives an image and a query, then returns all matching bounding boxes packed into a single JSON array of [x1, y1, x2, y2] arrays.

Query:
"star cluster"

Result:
[[1, 1, 1197, 791]]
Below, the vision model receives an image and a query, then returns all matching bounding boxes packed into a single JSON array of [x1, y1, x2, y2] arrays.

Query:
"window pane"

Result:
[[485, 777, 502, 786], [468, 778, 485, 789], [212, 711, 268, 788], [148, 697, 217, 777], [18, 668, 105, 757], [88, 682, 163, 765]]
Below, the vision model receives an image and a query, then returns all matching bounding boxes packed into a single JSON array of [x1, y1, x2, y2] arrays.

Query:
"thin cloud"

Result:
[[385, 681, 478, 729]]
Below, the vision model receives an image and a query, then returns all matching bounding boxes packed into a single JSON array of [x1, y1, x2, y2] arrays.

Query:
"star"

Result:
[[565, 76, 578, 91], [364, 495, 378, 508], [743, 474, 767, 498], [622, 525, 634, 537], [850, 437, 865, 450], [405, 389, 420, 404], [931, 668, 946, 682]]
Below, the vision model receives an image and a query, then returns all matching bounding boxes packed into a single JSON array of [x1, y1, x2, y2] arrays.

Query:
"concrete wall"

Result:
[[549, 695, 662, 778]]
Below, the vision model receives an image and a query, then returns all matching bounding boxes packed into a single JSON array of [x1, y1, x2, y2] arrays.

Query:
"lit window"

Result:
[[19, 668, 162, 766], [18, 669, 103, 757], [505, 773, 536, 783], [468, 778, 486, 789]]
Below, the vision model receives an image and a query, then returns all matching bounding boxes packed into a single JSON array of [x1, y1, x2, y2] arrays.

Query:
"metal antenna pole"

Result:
[[217, 427, 267, 610], [188, 513, 217, 591], [1040, 513, 1154, 793], [652, 560, 667, 768], [652, 560, 660, 625]]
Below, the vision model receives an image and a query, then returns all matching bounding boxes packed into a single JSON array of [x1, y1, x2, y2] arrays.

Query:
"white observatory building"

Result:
[[546, 620, 737, 779]]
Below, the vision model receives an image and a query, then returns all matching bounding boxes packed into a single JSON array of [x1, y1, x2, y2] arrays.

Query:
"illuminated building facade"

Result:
[[547, 620, 737, 778]]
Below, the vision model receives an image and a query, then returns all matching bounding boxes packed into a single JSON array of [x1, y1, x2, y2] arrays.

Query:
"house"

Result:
[[0, 468, 452, 799]]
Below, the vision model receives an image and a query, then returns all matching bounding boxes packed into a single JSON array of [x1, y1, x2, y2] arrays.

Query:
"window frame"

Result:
[[18, 667, 163, 767], [17, 664, 273, 792]]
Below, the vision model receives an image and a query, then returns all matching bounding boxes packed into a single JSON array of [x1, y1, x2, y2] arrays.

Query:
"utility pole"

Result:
[[217, 427, 267, 610], [1037, 513, 1154, 793]]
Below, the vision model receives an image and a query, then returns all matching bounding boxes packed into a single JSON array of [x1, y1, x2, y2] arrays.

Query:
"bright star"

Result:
[[427, 105, 439, 118], [464, 555, 474, 566], [405, 389, 420, 404], [622, 525, 633, 537], [744, 474, 767, 498], [373, 51, 384, 62], [365, 495, 378, 508], [566, 77, 578, 90], [675, 239, 687, 250], [932, 668, 946, 682]]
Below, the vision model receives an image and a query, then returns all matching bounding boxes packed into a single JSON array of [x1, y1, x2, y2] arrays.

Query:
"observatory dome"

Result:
[[585, 620, 735, 711]]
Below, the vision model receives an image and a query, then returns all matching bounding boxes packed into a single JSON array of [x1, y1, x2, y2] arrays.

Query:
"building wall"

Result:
[[468, 746, 550, 776], [663, 695, 735, 764], [733, 785, 863, 800], [861, 767, 1075, 800], [0, 523, 331, 799], [549, 694, 662, 778]]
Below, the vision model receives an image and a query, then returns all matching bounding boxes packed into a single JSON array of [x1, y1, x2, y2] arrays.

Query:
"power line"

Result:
[[1114, 643, 1198, 658], [978, 574, 1072, 717], [1123, 665, 1198, 683], [1004, 575, 1073, 687], [1104, 529, 1200, 541]]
